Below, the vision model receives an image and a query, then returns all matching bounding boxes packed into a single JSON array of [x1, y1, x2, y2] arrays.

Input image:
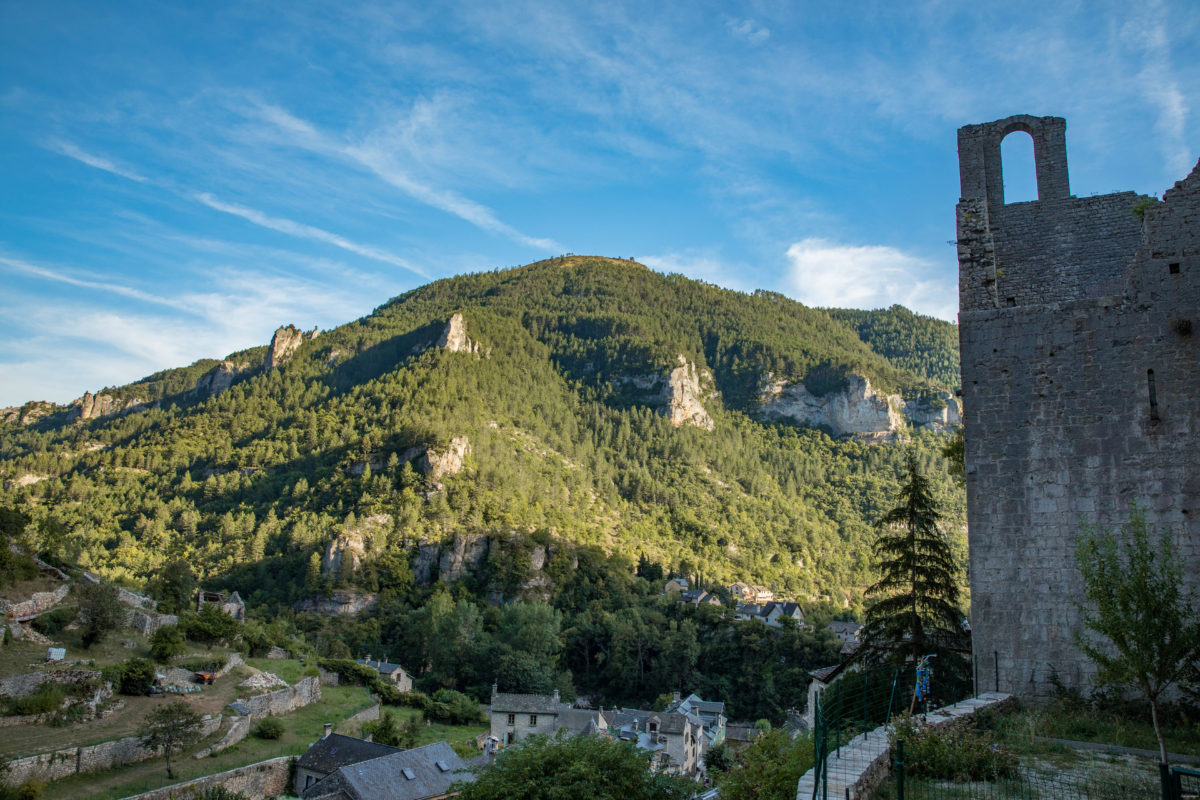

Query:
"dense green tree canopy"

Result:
[[454, 732, 693, 800]]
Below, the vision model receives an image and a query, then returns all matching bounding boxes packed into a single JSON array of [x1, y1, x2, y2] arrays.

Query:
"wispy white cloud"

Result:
[[641, 250, 753, 293], [0, 255, 183, 310], [784, 238, 957, 321], [253, 102, 561, 252], [726, 17, 770, 45], [46, 140, 148, 182], [192, 192, 429, 278], [1122, 2, 1192, 177], [0, 260, 380, 405]]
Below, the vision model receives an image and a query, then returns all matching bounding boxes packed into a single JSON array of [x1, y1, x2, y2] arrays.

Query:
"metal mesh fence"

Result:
[[809, 658, 976, 800], [896, 766, 1162, 799]]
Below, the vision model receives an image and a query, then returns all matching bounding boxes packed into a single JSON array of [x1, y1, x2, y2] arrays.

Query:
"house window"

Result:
[[507, 713, 515, 725], [529, 714, 538, 726], [649, 722, 657, 733]]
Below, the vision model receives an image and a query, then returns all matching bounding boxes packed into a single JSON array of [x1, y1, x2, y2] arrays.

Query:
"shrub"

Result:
[[118, 658, 157, 696], [424, 688, 483, 725], [3, 684, 65, 716], [253, 717, 285, 740], [149, 625, 187, 662], [888, 714, 1017, 782], [30, 606, 76, 636]]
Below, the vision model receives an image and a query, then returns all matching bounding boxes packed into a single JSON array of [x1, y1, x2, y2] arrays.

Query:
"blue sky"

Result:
[[2, 1, 1198, 406]]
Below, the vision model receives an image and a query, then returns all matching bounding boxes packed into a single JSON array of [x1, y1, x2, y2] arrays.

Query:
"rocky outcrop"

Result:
[[295, 592, 378, 616], [622, 355, 715, 430], [419, 435, 471, 480], [438, 533, 491, 583], [904, 391, 963, 431], [69, 392, 148, 422], [3, 474, 49, 490], [194, 360, 252, 397], [266, 324, 316, 370], [321, 514, 390, 578], [757, 374, 962, 438], [437, 313, 479, 353], [323, 533, 367, 579], [1, 401, 57, 427], [664, 357, 714, 430]]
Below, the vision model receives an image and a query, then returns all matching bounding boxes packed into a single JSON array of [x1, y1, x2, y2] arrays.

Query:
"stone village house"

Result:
[[357, 656, 413, 691], [487, 686, 725, 780]]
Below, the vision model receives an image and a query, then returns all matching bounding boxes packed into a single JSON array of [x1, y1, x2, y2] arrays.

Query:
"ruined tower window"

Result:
[[1000, 131, 1037, 203], [1169, 262, 1181, 274], [1147, 369, 1160, 422], [1006, 297, 1016, 307]]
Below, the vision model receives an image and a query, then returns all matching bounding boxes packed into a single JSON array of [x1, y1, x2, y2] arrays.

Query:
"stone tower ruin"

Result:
[[956, 114, 1199, 696]]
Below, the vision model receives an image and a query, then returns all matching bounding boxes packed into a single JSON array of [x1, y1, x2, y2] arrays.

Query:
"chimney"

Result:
[[323, 723, 332, 739], [672, 691, 681, 704], [552, 689, 560, 705], [491, 682, 498, 700]]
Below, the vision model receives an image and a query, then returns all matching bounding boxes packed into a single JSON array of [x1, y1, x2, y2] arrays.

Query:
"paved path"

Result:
[[1030, 735, 1200, 766], [796, 693, 1015, 800]]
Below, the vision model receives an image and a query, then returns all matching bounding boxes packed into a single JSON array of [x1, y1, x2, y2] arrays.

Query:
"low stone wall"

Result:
[[130, 609, 178, 635], [116, 587, 156, 611], [318, 667, 340, 686], [238, 675, 321, 718], [3, 715, 223, 786], [346, 702, 380, 725], [1, 584, 71, 621], [193, 714, 252, 759], [795, 693, 1015, 800], [118, 756, 293, 800], [0, 668, 102, 699]]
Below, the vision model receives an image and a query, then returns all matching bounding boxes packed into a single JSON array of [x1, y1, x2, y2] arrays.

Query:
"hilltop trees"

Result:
[[861, 456, 965, 666]]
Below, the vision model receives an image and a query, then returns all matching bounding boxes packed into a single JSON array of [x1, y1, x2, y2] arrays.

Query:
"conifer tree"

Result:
[[861, 456, 964, 665]]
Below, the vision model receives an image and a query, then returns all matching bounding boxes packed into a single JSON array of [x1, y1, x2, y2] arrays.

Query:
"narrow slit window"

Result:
[[1147, 369, 1160, 421]]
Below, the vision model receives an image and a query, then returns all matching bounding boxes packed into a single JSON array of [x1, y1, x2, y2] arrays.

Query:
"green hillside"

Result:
[[0, 257, 962, 602], [0, 256, 965, 717]]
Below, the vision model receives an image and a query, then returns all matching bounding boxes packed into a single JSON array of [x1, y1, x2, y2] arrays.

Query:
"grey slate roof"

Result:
[[296, 733, 402, 776], [356, 657, 407, 677], [304, 740, 475, 800], [490, 691, 560, 713]]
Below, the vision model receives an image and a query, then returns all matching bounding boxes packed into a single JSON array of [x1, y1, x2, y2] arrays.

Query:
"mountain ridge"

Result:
[[0, 256, 963, 607]]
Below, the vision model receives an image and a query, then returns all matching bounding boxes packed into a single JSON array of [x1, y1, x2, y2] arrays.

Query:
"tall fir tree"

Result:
[[861, 456, 965, 666]]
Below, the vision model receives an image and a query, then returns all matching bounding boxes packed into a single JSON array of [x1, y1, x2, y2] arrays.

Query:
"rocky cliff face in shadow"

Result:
[[758, 373, 961, 438]]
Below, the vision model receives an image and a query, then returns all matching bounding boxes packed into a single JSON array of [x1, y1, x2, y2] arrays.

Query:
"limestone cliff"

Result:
[[69, 392, 149, 422], [1, 401, 58, 427], [194, 360, 252, 398], [621, 355, 715, 430], [321, 514, 391, 578], [437, 313, 480, 353], [418, 435, 471, 480], [266, 324, 315, 370], [758, 374, 960, 438]]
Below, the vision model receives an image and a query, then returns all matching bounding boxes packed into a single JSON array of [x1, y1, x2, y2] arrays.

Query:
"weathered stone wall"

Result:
[[346, 702, 381, 725], [4, 715, 222, 786], [130, 609, 178, 635], [0, 584, 71, 621], [958, 114, 1200, 696], [193, 714, 252, 758], [0, 668, 101, 699], [117, 755, 292, 800], [239, 675, 321, 717]]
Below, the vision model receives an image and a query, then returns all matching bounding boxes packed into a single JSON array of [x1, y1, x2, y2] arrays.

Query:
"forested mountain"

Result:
[[0, 256, 963, 610]]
